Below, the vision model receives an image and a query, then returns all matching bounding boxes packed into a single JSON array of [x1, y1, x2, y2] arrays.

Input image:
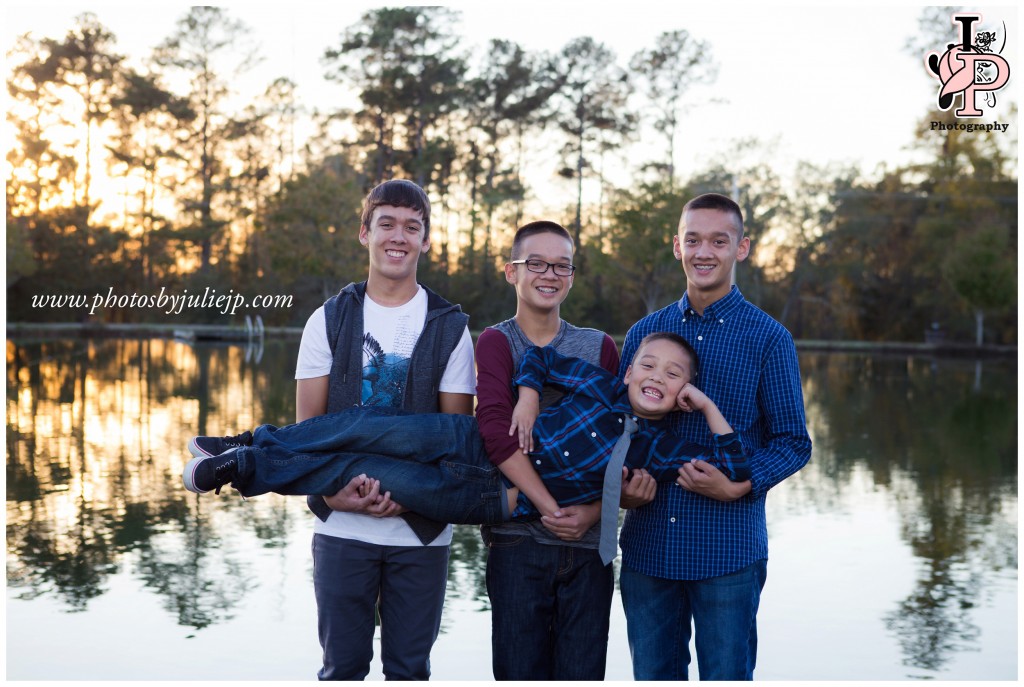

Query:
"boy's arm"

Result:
[[475, 330, 564, 516], [296, 376, 328, 422], [497, 450, 561, 518], [475, 330, 526, 467], [439, 392, 474, 416], [679, 334, 810, 501], [509, 386, 540, 453], [677, 382, 732, 435], [748, 333, 812, 494], [673, 382, 752, 492]]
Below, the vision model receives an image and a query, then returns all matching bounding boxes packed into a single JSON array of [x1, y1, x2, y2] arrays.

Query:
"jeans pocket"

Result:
[[486, 531, 528, 549], [440, 460, 497, 484]]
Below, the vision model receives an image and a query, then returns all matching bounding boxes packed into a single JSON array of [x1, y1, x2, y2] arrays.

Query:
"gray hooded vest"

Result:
[[305, 280, 470, 544]]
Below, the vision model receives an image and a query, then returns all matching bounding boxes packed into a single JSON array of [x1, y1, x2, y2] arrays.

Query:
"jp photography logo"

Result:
[[926, 13, 1011, 133]]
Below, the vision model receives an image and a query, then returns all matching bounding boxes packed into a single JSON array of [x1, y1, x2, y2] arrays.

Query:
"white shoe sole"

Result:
[[182, 455, 210, 494], [188, 437, 215, 459]]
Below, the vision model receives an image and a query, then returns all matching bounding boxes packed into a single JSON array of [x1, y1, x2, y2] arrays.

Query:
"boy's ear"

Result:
[[504, 261, 517, 284], [358, 224, 369, 245], [622, 364, 632, 384], [736, 235, 751, 262]]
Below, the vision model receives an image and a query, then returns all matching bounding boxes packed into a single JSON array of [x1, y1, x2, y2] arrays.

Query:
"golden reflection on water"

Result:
[[6, 338, 300, 621]]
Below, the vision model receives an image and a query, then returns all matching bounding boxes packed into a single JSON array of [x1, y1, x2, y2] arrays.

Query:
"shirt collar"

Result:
[[677, 285, 744, 320], [637, 414, 672, 432]]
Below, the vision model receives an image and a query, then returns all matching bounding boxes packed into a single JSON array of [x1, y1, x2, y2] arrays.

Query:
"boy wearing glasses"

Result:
[[474, 221, 655, 681]]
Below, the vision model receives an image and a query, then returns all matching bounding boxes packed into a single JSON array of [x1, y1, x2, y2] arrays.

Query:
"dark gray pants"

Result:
[[312, 534, 449, 680]]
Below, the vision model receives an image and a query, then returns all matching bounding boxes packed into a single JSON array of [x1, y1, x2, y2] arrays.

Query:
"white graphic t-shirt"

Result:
[[295, 286, 476, 546]]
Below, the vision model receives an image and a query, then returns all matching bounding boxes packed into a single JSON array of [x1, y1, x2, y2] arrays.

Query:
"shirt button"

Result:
[[591, 432, 597, 438], [719, 319, 724, 324], [670, 517, 676, 523], [535, 460, 541, 466], [618, 418, 623, 423], [697, 336, 704, 341], [564, 451, 570, 457]]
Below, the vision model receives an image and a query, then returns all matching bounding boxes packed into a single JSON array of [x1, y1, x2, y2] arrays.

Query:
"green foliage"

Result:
[[258, 154, 367, 324], [553, 36, 636, 245], [942, 226, 1016, 344], [604, 178, 687, 318], [322, 6, 467, 190]]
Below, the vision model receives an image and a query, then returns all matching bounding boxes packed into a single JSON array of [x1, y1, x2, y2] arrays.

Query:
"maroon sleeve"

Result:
[[474, 328, 521, 466], [599, 334, 620, 376]]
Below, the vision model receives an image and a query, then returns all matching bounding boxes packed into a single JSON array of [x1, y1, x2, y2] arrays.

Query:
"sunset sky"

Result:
[[4, 2, 1019, 213]]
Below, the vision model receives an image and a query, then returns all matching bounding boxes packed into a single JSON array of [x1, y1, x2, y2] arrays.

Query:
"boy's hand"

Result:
[[357, 479, 407, 517], [366, 492, 407, 518], [323, 475, 405, 517], [677, 383, 710, 413], [676, 460, 751, 502], [620, 467, 657, 508], [509, 388, 540, 453], [541, 501, 601, 541], [323, 475, 378, 513]]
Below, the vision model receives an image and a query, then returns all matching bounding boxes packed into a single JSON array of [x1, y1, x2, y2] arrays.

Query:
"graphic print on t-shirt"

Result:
[[361, 332, 411, 406]]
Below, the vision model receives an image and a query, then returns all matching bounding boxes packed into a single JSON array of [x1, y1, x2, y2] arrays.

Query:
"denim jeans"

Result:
[[619, 559, 767, 680], [484, 530, 614, 680], [312, 534, 448, 680], [232, 407, 507, 525]]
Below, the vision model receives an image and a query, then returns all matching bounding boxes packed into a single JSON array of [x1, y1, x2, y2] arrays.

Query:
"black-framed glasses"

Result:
[[511, 258, 576, 276]]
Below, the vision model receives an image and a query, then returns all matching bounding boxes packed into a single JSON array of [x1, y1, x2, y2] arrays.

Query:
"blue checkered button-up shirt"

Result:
[[618, 286, 812, 580], [509, 345, 746, 519]]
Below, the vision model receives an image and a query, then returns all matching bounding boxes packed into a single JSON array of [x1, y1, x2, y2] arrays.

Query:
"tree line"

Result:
[[6, 7, 1016, 343]]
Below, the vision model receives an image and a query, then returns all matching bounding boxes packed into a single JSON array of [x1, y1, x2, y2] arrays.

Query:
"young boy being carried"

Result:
[[182, 333, 749, 525]]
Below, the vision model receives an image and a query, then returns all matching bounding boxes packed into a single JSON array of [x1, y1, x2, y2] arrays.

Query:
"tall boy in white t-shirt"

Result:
[[295, 180, 475, 680]]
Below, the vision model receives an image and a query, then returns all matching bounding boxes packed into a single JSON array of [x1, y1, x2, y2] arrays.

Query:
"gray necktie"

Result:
[[599, 415, 639, 565]]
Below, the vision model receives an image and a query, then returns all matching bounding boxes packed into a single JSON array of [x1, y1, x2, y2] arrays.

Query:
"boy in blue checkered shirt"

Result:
[[182, 332, 749, 522]]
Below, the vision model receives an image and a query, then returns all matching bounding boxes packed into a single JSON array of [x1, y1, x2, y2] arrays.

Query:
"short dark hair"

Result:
[[361, 180, 431, 239], [681, 193, 744, 239], [510, 220, 574, 260], [633, 332, 699, 377]]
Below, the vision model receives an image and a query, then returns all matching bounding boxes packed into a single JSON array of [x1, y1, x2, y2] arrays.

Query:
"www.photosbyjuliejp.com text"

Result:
[[31, 287, 293, 316]]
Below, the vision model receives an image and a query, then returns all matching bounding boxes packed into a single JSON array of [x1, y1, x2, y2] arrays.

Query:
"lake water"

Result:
[[5, 337, 1018, 681]]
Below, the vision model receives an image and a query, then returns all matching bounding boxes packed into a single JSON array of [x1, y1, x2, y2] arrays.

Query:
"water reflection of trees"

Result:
[[6, 338, 300, 628], [797, 352, 1017, 673], [7, 341, 1016, 658]]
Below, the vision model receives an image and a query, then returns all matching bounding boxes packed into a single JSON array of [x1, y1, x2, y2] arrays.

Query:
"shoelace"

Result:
[[223, 432, 251, 449], [212, 459, 238, 495]]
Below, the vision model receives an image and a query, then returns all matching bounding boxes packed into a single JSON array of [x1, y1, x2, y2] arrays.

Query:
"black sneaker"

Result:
[[183, 450, 241, 494], [188, 431, 253, 458]]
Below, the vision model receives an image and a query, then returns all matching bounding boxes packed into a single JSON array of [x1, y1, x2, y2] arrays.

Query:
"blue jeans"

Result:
[[312, 534, 448, 680], [484, 530, 614, 680], [233, 407, 507, 525], [619, 559, 768, 681]]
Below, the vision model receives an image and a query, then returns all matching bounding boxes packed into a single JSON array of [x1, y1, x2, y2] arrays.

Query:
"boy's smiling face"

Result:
[[623, 338, 694, 420], [359, 204, 429, 283], [505, 232, 575, 313]]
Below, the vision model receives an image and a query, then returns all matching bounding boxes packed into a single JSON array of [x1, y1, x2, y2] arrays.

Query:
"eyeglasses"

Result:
[[511, 259, 576, 276]]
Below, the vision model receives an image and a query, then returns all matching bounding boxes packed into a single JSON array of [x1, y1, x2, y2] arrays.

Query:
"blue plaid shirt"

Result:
[[510, 345, 747, 519], [618, 286, 812, 580]]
